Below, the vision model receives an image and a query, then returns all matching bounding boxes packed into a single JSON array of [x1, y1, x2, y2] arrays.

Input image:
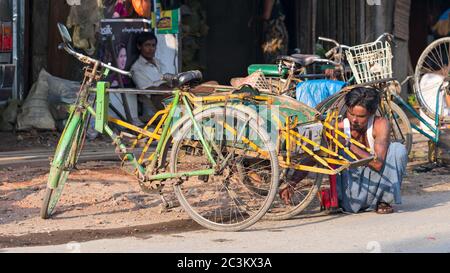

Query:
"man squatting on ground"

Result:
[[281, 87, 408, 214]]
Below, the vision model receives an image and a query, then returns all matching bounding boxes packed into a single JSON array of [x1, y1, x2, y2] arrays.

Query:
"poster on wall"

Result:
[[99, 18, 152, 88], [99, 0, 180, 88], [153, 0, 180, 34]]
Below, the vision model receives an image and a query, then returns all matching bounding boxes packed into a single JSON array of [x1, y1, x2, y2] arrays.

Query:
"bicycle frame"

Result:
[[391, 84, 445, 144], [86, 84, 219, 183]]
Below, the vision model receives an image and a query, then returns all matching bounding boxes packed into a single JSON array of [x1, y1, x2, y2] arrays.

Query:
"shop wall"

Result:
[[31, 0, 49, 84], [0, 0, 11, 21], [30, 0, 82, 85], [309, 0, 412, 97], [202, 0, 260, 84]]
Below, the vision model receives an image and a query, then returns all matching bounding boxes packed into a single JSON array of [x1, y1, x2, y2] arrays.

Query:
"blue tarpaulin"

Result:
[[296, 79, 346, 108]]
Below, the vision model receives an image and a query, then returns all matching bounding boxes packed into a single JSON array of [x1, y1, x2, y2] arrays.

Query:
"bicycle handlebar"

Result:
[[318, 37, 351, 58], [315, 58, 342, 67], [319, 33, 394, 56], [318, 37, 339, 47], [375, 33, 395, 43], [59, 43, 133, 78]]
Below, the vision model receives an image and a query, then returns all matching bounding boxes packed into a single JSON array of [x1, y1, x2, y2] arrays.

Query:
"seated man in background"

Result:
[[131, 31, 220, 117], [131, 31, 169, 123]]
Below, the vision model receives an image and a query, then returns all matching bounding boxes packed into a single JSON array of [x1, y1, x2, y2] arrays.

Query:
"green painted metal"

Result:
[[148, 169, 215, 181], [95, 82, 110, 134], [48, 112, 82, 189], [182, 96, 217, 166], [155, 97, 319, 169], [148, 91, 181, 171], [104, 123, 146, 175], [248, 64, 288, 78]]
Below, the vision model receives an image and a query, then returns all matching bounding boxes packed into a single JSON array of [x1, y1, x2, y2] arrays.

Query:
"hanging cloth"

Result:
[[132, 0, 152, 18]]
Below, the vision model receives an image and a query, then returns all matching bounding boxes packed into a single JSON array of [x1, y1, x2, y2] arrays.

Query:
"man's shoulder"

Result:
[[374, 116, 389, 126], [130, 57, 147, 74], [373, 116, 390, 135]]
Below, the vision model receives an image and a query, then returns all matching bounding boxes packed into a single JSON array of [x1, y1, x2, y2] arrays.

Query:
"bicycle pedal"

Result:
[[120, 132, 137, 141], [198, 175, 210, 183], [115, 146, 128, 154], [139, 180, 164, 194]]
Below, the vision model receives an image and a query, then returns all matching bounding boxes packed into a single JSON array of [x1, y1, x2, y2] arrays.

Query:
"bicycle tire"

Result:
[[264, 171, 323, 221], [40, 112, 88, 219], [170, 107, 279, 231], [414, 37, 450, 120], [381, 102, 412, 155]]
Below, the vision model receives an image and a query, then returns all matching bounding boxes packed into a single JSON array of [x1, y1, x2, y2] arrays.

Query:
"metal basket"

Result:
[[230, 71, 283, 93], [345, 41, 393, 84]]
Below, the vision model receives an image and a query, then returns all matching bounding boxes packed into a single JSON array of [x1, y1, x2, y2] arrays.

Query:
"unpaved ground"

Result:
[[1, 132, 450, 249], [0, 160, 199, 248], [0, 131, 112, 154]]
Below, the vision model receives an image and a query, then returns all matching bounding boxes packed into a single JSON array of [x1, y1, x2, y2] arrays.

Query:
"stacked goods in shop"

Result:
[[0, 22, 12, 52]]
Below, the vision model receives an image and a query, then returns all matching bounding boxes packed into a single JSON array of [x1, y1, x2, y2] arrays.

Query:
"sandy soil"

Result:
[[0, 160, 198, 248], [1, 132, 450, 249]]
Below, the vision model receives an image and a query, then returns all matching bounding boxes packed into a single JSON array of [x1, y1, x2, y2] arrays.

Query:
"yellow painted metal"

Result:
[[132, 109, 168, 148], [185, 92, 270, 104], [286, 116, 291, 165], [288, 130, 342, 158], [324, 130, 358, 160], [222, 121, 270, 158], [279, 161, 348, 176], [322, 121, 372, 153], [108, 117, 161, 140], [323, 158, 351, 166], [142, 113, 169, 164]]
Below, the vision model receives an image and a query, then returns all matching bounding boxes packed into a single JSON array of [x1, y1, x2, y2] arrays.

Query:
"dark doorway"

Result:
[[47, 0, 83, 81], [201, 0, 260, 84], [409, 0, 449, 68]]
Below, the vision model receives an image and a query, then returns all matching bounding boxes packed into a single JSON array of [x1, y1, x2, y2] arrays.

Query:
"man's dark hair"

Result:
[[344, 87, 381, 115], [136, 31, 158, 47]]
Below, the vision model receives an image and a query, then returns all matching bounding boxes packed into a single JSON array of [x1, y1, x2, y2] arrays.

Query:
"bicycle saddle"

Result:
[[279, 54, 321, 67], [163, 70, 203, 87]]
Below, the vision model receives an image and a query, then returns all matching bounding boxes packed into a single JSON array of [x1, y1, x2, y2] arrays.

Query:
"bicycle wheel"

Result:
[[170, 107, 279, 231], [40, 112, 88, 219], [414, 37, 450, 120], [264, 169, 323, 221], [380, 102, 412, 155]]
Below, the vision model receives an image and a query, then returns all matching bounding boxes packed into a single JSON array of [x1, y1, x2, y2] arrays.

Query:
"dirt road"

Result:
[[4, 191, 450, 253], [1, 131, 450, 250]]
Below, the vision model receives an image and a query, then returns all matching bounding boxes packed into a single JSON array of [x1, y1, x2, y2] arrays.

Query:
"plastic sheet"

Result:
[[295, 79, 346, 108]]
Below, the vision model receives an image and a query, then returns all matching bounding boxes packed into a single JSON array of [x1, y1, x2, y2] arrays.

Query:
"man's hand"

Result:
[[279, 184, 293, 205], [162, 73, 177, 87]]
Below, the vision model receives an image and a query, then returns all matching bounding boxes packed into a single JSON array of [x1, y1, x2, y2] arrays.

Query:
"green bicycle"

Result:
[[41, 23, 280, 232]]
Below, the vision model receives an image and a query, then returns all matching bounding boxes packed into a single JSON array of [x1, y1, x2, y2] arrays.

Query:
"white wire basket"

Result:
[[345, 41, 393, 84], [230, 71, 283, 93]]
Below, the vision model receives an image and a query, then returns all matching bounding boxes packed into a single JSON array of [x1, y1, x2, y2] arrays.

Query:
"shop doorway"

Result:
[[200, 0, 260, 84], [409, 0, 449, 68]]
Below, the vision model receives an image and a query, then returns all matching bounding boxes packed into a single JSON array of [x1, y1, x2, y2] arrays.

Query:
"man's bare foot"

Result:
[[376, 202, 394, 214]]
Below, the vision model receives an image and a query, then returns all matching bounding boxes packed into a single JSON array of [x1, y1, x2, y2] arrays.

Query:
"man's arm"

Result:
[[348, 118, 390, 172]]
